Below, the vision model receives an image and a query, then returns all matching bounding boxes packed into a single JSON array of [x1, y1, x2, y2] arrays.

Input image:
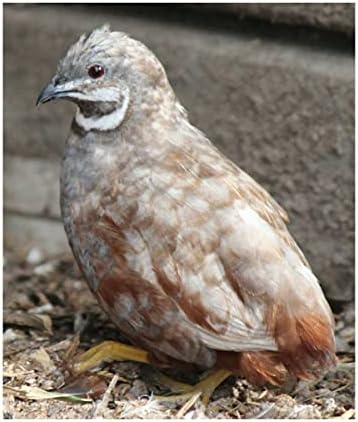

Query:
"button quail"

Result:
[[37, 25, 337, 403]]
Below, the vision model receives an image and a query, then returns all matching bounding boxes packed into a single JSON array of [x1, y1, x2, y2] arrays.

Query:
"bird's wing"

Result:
[[97, 207, 279, 354], [139, 138, 330, 355]]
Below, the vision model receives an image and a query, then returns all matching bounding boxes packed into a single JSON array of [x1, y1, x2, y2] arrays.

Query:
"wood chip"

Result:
[[63, 333, 80, 365], [93, 373, 119, 417], [176, 392, 202, 418]]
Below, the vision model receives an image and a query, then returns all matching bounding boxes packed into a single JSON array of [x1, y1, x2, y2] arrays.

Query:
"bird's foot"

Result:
[[155, 369, 232, 405], [72, 340, 149, 373], [72, 341, 232, 405]]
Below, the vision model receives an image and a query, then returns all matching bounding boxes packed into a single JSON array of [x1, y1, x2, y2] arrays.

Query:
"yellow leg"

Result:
[[156, 369, 233, 405], [73, 340, 149, 373], [73, 341, 232, 404]]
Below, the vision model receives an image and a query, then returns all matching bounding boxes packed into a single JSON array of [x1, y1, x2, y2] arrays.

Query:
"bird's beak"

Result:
[[36, 82, 78, 106]]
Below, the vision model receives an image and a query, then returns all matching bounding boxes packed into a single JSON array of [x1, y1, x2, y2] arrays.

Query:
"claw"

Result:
[[154, 369, 232, 405]]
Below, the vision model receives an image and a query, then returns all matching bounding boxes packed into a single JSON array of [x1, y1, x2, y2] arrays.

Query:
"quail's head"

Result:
[[37, 25, 177, 130]]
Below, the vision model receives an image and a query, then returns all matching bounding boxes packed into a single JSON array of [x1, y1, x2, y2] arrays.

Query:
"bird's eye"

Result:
[[88, 64, 105, 79]]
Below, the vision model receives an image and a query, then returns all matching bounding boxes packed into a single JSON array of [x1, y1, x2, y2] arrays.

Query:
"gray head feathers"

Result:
[[58, 24, 128, 74], [38, 25, 183, 132], [56, 25, 167, 88]]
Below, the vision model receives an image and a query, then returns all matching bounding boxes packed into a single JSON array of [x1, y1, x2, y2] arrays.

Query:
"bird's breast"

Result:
[[60, 140, 158, 290]]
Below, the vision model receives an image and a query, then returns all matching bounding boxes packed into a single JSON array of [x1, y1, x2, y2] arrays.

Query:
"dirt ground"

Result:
[[3, 250, 355, 419]]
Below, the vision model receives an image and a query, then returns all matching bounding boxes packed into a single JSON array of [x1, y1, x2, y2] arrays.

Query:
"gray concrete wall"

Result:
[[198, 4, 354, 35], [4, 4, 354, 302]]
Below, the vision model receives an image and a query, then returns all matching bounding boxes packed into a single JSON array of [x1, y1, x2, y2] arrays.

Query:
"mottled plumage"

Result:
[[37, 25, 336, 386]]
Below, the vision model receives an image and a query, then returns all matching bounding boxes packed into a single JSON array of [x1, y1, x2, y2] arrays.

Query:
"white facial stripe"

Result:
[[58, 80, 122, 102], [58, 80, 80, 92], [69, 86, 122, 102], [75, 93, 130, 131], [68, 91, 91, 101]]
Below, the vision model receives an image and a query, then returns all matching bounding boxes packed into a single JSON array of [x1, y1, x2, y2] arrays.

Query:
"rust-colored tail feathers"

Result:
[[274, 309, 337, 379], [217, 307, 337, 386], [216, 350, 288, 385]]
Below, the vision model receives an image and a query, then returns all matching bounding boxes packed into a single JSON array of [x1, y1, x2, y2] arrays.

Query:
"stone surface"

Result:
[[4, 212, 70, 259], [4, 156, 61, 219], [199, 4, 354, 35], [4, 4, 354, 300]]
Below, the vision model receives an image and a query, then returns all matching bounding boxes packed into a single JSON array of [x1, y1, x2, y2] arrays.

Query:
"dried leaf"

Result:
[[30, 347, 55, 372], [4, 311, 52, 335], [5, 385, 92, 403], [6, 292, 34, 311], [336, 409, 355, 419], [60, 374, 108, 400], [47, 338, 75, 353]]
